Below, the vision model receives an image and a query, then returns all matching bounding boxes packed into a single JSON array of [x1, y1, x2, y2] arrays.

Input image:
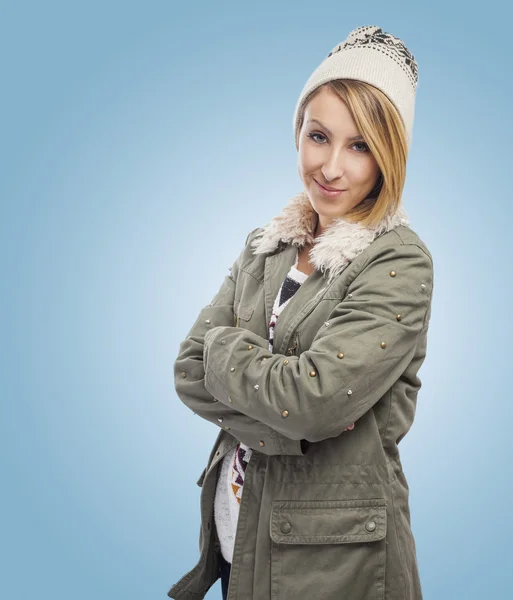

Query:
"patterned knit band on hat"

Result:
[[293, 25, 419, 150]]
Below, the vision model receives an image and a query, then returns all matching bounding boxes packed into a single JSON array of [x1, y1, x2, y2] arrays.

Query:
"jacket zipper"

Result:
[[285, 332, 299, 356], [282, 283, 332, 357]]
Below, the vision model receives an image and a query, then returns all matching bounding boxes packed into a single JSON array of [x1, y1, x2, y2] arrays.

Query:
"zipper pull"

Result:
[[286, 334, 299, 356]]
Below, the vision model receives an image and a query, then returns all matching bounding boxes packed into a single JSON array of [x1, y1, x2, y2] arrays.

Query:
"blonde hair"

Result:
[[295, 80, 409, 228]]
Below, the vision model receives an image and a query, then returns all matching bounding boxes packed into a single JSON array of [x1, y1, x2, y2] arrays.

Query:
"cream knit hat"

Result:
[[293, 25, 419, 150]]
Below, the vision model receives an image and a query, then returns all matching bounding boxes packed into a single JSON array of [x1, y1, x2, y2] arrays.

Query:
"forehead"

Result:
[[303, 92, 359, 135], [304, 88, 352, 120]]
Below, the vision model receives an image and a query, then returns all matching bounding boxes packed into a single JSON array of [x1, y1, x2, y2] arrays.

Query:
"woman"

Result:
[[168, 25, 433, 600]]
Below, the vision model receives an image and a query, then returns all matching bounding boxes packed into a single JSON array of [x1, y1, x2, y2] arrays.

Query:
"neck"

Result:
[[313, 214, 321, 238], [314, 213, 330, 238]]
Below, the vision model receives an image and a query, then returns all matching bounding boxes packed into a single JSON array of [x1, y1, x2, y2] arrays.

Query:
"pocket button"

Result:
[[365, 520, 377, 532], [280, 521, 292, 534]]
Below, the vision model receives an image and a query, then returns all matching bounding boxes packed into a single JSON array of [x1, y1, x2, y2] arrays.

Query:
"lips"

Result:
[[314, 178, 344, 192]]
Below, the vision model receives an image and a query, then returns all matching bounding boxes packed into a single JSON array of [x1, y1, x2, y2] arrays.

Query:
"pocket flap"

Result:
[[270, 498, 387, 544], [235, 302, 254, 321]]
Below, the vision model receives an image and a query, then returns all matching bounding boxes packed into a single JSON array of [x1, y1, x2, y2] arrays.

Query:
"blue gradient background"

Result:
[[1, 2, 510, 599]]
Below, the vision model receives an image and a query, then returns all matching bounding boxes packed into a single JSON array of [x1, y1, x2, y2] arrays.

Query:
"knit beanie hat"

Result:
[[293, 25, 419, 150]]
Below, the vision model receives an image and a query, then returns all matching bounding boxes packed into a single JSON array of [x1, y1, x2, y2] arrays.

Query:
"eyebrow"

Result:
[[307, 119, 364, 141]]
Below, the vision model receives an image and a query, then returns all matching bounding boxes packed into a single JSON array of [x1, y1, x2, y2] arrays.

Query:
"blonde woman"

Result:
[[168, 25, 433, 600]]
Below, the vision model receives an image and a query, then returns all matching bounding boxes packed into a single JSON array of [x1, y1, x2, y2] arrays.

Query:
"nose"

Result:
[[321, 149, 345, 183]]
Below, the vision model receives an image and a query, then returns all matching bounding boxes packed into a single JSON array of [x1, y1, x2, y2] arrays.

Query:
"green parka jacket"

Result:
[[167, 191, 434, 600]]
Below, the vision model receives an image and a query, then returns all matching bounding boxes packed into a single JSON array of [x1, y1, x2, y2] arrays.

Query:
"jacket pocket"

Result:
[[269, 498, 387, 600], [233, 300, 254, 326]]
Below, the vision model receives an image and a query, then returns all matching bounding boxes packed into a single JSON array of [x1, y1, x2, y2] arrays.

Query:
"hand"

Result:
[[343, 423, 355, 432]]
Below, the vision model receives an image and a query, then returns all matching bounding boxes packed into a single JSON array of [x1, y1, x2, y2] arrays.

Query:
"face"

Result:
[[297, 85, 381, 232]]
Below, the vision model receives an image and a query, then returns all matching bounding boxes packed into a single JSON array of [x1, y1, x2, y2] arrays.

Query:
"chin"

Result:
[[308, 194, 349, 216]]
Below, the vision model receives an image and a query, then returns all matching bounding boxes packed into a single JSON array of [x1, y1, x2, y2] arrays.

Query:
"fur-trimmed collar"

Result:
[[250, 191, 409, 285]]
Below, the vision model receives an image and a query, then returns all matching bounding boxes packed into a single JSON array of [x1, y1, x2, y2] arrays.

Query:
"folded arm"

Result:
[[174, 228, 307, 455], [203, 242, 433, 443]]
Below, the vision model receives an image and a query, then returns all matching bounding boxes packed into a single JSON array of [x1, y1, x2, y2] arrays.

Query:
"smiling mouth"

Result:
[[314, 178, 346, 192]]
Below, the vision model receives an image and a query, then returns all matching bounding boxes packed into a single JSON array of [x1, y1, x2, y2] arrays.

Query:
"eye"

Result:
[[307, 132, 327, 144], [307, 131, 370, 153], [352, 141, 369, 153]]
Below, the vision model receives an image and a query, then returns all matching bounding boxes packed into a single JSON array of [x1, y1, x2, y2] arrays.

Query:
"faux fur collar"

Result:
[[250, 191, 409, 285]]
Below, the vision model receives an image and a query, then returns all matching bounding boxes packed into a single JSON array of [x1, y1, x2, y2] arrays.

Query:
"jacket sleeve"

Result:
[[174, 227, 307, 456], [203, 242, 434, 443]]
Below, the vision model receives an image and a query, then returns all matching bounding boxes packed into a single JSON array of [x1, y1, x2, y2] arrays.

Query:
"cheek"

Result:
[[298, 144, 316, 174], [353, 158, 380, 184], [297, 147, 307, 177]]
